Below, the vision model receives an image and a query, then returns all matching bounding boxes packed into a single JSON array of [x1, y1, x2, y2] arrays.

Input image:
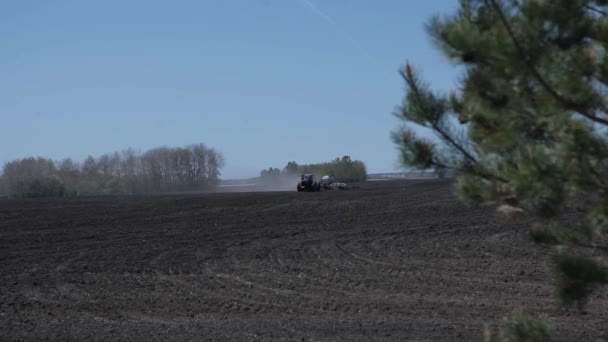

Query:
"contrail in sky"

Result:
[[296, 0, 365, 53]]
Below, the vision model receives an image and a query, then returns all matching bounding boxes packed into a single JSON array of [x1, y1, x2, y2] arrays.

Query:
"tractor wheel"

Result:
[[297, 184, 302, 192]]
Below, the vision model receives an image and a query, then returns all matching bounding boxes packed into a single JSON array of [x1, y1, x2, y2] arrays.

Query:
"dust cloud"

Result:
[[216, 174, 300, 193]]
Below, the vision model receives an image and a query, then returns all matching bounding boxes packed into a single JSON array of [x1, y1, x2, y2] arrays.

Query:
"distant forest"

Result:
[[259, 156, 367, 183], [0, 143, 224, 198]]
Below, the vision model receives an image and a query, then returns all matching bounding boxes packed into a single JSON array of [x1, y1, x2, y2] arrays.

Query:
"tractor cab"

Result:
[[297, 174, 320, 192], [301, 174, 315, 184]]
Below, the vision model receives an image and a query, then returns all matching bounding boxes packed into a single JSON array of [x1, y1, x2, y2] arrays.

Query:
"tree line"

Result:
[[259, 156, 367, 183], [0, 143, 225, 198]]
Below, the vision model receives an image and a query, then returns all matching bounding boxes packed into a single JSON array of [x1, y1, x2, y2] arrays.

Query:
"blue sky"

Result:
[[1, 0, 460, 179]]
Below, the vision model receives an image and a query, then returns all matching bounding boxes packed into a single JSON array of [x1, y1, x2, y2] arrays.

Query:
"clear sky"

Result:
[[1, 0, 460, 179]]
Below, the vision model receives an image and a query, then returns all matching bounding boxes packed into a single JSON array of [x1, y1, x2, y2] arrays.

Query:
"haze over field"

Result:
[[0, 1, 459, 178]]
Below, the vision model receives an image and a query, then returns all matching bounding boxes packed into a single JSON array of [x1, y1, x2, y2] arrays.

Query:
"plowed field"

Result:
[[1, 179, 606, 341]]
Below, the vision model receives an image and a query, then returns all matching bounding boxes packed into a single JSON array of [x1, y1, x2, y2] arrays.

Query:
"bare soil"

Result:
[[1, 179, 606, 341]]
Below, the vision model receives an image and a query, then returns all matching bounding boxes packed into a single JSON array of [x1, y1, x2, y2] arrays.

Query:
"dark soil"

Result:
[[1, 179, 606, 341]]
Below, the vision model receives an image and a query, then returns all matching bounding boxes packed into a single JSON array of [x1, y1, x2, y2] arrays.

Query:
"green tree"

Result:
[[284, 161, 299, 174], [56, 158, 81, 196], [259, 167, 282, 184], [393, 0, 608, 309], [25, 176, 65, 198], [2, 157, 60, 198], [0, 174, 5, 197]]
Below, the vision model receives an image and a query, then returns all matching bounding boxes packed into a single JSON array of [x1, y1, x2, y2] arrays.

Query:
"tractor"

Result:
[[297, 174, 321, 192]]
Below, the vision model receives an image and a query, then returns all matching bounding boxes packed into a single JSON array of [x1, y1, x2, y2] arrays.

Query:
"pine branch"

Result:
[[432, 121, 479, 165], [404, 64, 479, 165], [585, 4, 608, 16], [487, 0, 608, 126], [589, 165, 608, 189], [418, 141, 506, 183]]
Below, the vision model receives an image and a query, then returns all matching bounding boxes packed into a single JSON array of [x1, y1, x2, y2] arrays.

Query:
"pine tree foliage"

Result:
[[393, 0, 608, 307]]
